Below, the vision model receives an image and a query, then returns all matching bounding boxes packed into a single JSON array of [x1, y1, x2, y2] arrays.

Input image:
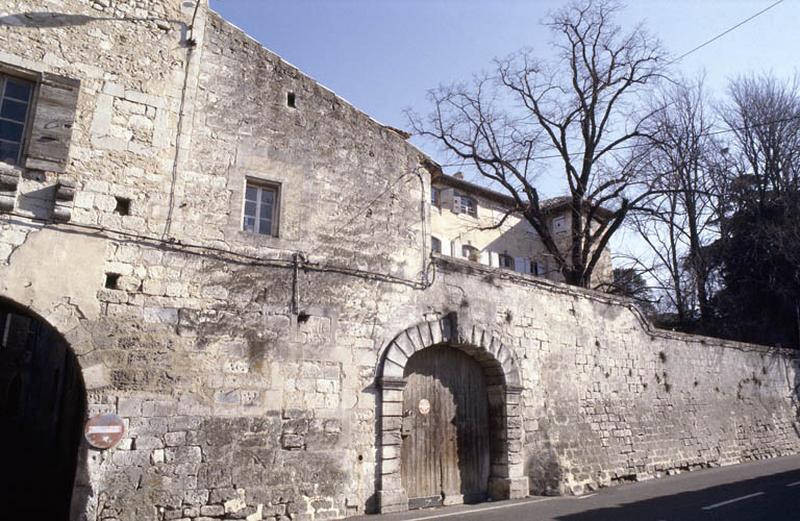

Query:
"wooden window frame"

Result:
[[454, 192, 477, 217], [0, 73, 35, 166], [242, 179, 280, 237]]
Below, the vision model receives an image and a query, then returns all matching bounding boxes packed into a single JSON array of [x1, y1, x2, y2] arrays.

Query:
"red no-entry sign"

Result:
[[84, 413, 125, 449]]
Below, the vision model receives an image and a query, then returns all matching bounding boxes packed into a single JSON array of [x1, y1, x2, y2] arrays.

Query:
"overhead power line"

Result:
[[668, 0, 784, 65], [437, 0, 787, 169]]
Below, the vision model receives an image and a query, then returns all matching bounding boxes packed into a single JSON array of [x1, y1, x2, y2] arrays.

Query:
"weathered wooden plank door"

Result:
[[401, 345, 490, 509]]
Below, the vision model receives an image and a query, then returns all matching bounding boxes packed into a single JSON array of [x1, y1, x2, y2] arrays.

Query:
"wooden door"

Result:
[[400, 345, 490, 509], [0, 307, 86, 519]]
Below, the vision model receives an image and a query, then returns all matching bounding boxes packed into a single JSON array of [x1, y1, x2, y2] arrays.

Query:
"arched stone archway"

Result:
[[0, 297, 87, 519], [376, 312, 529, 513]]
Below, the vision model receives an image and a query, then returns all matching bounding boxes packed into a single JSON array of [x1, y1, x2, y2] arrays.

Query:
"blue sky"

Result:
[[209, 0, 797, 199]]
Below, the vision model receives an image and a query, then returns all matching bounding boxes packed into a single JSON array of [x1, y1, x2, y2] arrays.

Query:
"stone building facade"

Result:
[[0, 2, 798, 521], [429, 173, 613, 286]]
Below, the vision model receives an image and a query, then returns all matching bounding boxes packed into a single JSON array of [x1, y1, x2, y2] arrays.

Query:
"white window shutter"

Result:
[[489, 251, 499, 267], [441, 189, 455, 212], [480, 250, 490, 265]]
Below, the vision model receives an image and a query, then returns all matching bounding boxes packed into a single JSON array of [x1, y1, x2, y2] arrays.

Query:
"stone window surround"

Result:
[[376, 312, 529, 514], [242, 178, 280, 237], [226, 168, 296, 248]]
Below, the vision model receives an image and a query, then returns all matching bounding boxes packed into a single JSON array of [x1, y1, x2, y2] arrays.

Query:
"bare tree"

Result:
[[629, 78, 720, 323], [708, 74, 800, 345], [722, 74, 800, 203], [409, 0, 667, 287]]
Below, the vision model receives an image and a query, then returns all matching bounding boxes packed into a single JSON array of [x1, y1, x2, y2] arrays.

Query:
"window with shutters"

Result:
[[498, 253, 514, 269], [453, 192, 477, 217], [0, 67, 80, 173], [0, 74, 34, 166], [243, 180, 280, 237]]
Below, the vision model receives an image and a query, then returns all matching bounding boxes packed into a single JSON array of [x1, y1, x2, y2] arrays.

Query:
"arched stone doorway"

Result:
[[376, 313, 529, 513], [0, 299, 87, 519]]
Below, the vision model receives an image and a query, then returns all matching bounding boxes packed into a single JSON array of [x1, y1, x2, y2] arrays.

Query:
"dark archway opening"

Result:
[[0, 300, 87, 519], [400, 344, 499, 509]]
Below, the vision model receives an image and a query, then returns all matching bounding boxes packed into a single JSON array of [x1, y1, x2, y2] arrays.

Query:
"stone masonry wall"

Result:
[[0, 2, 798, 521], [428, 257, 800, 496], [1, 1, 429, 519]]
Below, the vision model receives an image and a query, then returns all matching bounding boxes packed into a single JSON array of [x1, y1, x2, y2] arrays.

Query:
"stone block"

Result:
[[165, 446, 202, 464], [143, 306, 179, 324], [200, 505, 225, 516], [378, 490, 408, 514], [165, 431, 187, 447], [224, 496, 247, 514], [151, 449, 165, 464], [135, 435, 164, 450], [117, 397, 142, 417]]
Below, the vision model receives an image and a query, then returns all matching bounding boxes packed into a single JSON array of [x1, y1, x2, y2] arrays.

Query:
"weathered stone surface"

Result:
[[0, 2, 798, 521]]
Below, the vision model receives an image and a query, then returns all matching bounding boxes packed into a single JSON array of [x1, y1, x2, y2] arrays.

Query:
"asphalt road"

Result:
[[357, 455, 800, 521]]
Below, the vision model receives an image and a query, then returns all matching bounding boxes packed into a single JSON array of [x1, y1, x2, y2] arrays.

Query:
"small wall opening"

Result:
[[104, 272, 121, 289], [113, 196, 131, 216], [287, 91, 296, 108]]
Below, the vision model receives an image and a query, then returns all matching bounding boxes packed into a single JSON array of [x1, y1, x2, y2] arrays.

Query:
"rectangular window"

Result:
[[0, 74, 34, 165], [498, 253, 514, 269], [431, 236, 442, 254], [531, 260, 547, 276], [552, 215, 567, 234], [454, 192, 477, 217], [243, 180, 279, 237], [462, 245, 479, 261]]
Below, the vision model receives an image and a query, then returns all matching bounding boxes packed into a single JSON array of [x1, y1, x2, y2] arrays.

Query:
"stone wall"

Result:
[[0, 2, 797, 521], [426, 257, 800, 496]]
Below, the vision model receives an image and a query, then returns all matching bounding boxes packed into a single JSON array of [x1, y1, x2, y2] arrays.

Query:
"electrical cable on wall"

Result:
[[2, 210, 432, 290], [162, 0, 203, 239]]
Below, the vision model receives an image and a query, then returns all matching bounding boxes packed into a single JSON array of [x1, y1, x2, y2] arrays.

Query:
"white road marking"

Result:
[[402, 497, 553, 520], [577, 493, 597, 500], [787, 480, 800, 487], [700, 492, 765, 510]]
